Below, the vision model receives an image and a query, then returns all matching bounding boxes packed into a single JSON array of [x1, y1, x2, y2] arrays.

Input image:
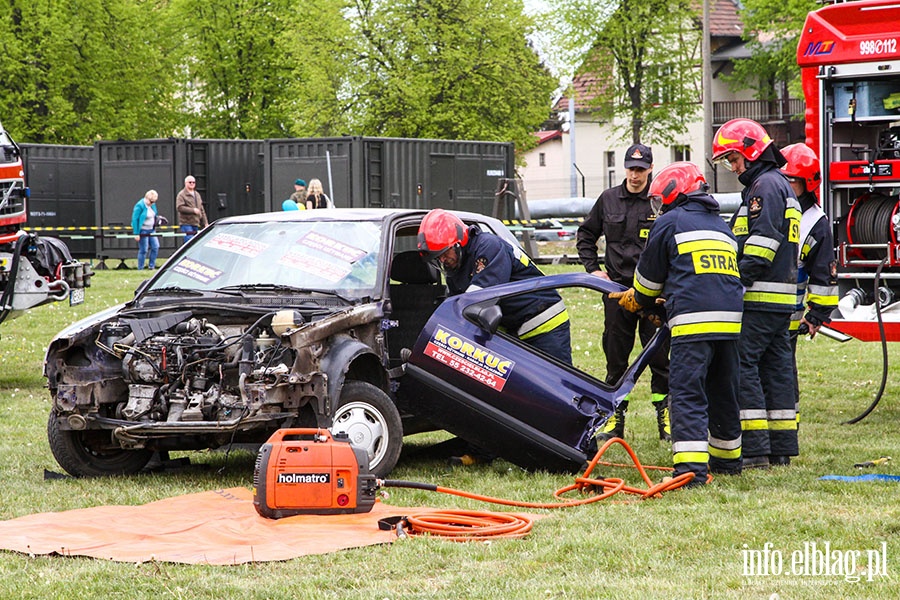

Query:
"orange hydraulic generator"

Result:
[[253, 428, 378, 518]]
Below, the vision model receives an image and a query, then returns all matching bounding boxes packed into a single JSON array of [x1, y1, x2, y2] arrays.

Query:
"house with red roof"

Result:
[[518, 0, 805, 202]]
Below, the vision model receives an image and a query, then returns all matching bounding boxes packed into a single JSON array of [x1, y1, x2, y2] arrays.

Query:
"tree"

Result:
[[546, 0, 701, 146], [0, 0, 182, 144], [347, 0, 558, 151], [169, 0, 301, 139], [725, 0, 817, 101], [276, 0, 359, 137]]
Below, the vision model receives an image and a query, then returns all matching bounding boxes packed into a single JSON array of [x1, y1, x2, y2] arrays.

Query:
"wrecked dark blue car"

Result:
[[399, 272, 669, 472]]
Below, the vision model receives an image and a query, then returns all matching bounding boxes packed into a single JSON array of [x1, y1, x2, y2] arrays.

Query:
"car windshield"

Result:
[[147, 220, 383, 297]]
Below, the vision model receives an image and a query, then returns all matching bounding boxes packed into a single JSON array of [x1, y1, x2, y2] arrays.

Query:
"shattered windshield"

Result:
[[147, 220, 383, 297]]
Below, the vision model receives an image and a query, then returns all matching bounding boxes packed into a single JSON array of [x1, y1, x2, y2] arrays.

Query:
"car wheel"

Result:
[[47, 411, 153, 477], [331, 381, 402, 478]]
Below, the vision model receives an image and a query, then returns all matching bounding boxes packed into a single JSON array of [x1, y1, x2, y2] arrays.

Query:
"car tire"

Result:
[[47, 410, 153, 477], [331, 381, 402, 478]]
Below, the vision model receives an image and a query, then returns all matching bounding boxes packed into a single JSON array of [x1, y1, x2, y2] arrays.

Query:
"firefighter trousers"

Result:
[[670, 339, 742, 481], [602, 294, 669, 395], [738, 310, 798, 458]]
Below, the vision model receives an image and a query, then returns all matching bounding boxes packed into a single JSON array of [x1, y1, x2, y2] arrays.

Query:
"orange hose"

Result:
[[385, 437, 702, 539]]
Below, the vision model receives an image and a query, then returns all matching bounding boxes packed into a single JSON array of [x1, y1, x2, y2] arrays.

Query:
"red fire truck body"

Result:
[[0, 120, 90, 323], [798, 0, 900, 341]]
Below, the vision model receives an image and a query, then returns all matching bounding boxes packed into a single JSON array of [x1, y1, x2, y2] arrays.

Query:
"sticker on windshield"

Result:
[[424, 326, 515, 392], [205, 233, 270, 258], [278, 250, 352, 283], [298, 232, 367, 263], [170, 258, 224, 284]]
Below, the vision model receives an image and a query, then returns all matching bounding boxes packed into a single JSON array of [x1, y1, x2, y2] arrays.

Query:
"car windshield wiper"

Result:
[[143, 286, 206, 296], [216, 284, 359, 303]]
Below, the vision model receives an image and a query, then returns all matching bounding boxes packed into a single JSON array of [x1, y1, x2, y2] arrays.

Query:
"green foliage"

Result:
[[0, 0, 183, 144], [0, 0, 553, 147], [725, 0, 818, 100], [547, 0, 701, 146], [348, 0, 557, 151]]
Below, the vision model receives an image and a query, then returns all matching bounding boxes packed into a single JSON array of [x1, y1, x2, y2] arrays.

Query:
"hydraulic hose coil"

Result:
[[848, 193, 897, 246]]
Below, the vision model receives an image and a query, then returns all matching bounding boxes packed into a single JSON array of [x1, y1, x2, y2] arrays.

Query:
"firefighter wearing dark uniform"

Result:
[[418, 209, 572, 364], [781, 143, 839, 429], [610, 162, 744, 485], [712, 119, 801, 469], [576, 143, 671, 441]]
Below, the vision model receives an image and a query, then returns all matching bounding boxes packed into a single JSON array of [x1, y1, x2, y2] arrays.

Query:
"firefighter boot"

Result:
[[653, 396, 671, 442], [596, 401, 628, 441]]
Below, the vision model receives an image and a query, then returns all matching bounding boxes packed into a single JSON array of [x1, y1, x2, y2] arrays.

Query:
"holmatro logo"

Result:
[[277, 472, 331, 484]]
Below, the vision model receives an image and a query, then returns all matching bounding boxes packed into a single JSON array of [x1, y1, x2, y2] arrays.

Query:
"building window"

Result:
[[539, 152, 546, 167], [674, 145, 691, 162], [608, 170, 617, 189], [606, 151, 615, 168]]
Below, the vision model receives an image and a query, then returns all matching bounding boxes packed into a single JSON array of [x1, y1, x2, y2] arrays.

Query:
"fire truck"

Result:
[[0, 120, 90, 324], [797, 0, 900, 342]]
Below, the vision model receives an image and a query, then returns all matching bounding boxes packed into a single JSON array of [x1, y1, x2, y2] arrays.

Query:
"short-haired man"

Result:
[[576, 144, 671, 442], [176, 175, 208, 244]]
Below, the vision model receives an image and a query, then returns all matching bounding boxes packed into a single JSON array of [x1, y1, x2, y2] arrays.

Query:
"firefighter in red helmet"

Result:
[[780, 143, 838, 431], [712, 118, 801, 468], [610, 162, 744, 485], [417, 209, 572, 364]]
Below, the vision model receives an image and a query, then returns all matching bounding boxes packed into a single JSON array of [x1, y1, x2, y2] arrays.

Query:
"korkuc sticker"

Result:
[[171, 258, 224, 284], [424, 326, 515, 391]]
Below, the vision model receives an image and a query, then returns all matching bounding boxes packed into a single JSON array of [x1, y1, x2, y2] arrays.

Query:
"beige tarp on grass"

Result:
[[0, 487, 438, 565]]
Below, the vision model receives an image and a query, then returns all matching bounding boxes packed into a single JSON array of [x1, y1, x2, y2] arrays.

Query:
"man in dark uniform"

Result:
[[712, 119, 800, 469], [418, 208, 571, 364], [610, 162, 744, 485], [576, 144, 671, 441], [781, 143, 838, 431]]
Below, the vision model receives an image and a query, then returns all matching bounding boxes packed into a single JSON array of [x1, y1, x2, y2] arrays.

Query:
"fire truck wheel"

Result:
[[331, 381, 402, 478], [47, 410, 153, 477]]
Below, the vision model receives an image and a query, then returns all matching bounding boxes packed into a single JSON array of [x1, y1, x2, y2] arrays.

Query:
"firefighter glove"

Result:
[[609, 288, 642, 313]]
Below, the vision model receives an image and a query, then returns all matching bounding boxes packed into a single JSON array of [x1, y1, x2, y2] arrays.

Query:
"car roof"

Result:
[[217, 207, 502, 226], [214, 207, 520, 249]]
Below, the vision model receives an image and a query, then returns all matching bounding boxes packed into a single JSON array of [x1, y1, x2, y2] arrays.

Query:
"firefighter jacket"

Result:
[[576, 181, 656, 285], [446, 226, 569, 340], [632, 193, 744, 344], [792, 191, 838, 329], [729, 161, 801, 313]]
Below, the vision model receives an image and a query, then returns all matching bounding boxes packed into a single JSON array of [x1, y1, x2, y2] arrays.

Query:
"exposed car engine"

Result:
[[98, 315, 296, 425]]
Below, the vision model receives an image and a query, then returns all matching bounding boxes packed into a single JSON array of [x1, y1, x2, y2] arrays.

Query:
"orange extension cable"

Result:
[[379, 437, 702, 540]]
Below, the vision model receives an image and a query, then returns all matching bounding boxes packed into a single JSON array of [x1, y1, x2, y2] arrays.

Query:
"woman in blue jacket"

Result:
[[132, 190, 159, 270]]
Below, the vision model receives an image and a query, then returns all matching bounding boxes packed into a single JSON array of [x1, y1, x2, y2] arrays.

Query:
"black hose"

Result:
[[844, 257, 889, 424], [381, 479, 439, 492]]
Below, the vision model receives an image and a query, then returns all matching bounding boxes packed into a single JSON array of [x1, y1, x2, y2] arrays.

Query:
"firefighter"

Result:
[[610, 162, 744, 485], [576, 144, 671, 442], [712, 118, 800, 469], [417, 208, 572, 364], [781, 143, 839, 432]]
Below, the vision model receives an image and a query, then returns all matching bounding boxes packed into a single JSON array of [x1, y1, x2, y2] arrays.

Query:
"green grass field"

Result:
[[0, 264, 898, 599]]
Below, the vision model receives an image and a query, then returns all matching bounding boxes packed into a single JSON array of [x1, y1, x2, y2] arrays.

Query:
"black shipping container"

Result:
[[95, 138, 263, 260], [21, 136, 514, 261], [264, 137, 515, 214], [21, 144, 96, 257]]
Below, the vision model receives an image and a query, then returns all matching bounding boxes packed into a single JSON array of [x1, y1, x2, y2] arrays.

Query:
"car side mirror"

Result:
[[463, 303, 502, 334]]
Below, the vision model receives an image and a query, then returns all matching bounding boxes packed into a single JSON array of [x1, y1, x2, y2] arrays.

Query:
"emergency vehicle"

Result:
[[0, 120, 90, 324], [797, 0, 900, 341]]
